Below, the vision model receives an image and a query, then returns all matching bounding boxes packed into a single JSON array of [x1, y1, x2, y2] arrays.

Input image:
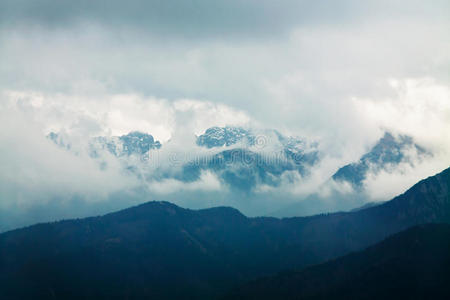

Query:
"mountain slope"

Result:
[[0, 167, 449, 299], [196, 126, 254, 148], [332, 132, 429, 188], [191, 126, 320, 191], [226, 224, 450, 300]]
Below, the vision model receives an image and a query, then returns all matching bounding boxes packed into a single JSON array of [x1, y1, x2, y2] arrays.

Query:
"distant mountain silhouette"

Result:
[[1, 167, 449, 299], [226, 223, 450, 300]]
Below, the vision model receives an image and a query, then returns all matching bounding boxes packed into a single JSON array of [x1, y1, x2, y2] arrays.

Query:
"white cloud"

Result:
[[353, 77, 450, 156], [363, 156, 449, 201], [146, 170, 222, 194], [0, 104, 138, 210], [0, 0, 449, 228], [1, 90, 251, 142]]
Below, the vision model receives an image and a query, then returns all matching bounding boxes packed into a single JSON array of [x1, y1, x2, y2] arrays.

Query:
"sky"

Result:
[[0, 0, 449, 230]]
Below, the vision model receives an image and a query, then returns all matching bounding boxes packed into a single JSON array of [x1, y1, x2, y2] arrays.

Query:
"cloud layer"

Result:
[[0, 0, 449, 230]]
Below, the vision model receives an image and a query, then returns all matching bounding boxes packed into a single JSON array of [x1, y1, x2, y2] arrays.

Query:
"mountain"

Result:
[[1, 167, 449, 299], [92, 131, 161, 157], [350, 201, 385, 212], [191, 126, 320, 191], [48, 131, 161, 157], [47, 128, 430, 201], [196, 127, 319, 163], [46, 126, 322, 194], [177, 148, 315, 192], [333, 132, 429, 189], [271, 132, 433, 218], [47, 128, 431, 199], [226, 223, 450, 300], [196, 126, 255, 148]]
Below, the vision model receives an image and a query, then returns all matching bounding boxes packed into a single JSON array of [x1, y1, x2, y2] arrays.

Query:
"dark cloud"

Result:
[[1, 0, 447, 39]]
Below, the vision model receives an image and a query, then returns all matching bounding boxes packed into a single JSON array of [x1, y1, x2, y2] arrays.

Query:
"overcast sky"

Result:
[[0, 0, 449, 229], [1, 1, 449, 133]]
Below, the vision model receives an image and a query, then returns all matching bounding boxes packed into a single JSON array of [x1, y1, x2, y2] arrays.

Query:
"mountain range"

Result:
[[48, 127, 429, 196], [1, 166, 449, 299]]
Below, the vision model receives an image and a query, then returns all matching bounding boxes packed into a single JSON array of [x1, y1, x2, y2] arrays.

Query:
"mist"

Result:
[[0, 0, 449, 231]]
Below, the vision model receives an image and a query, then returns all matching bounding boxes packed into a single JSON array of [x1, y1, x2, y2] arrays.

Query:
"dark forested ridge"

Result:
[[1, 167, 449, 299], [226, 223, 450, 300]]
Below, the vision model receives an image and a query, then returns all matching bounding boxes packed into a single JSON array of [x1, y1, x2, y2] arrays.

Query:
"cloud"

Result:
[[0, 0, 449, 229], [0, 104, 139, 210], [1, 2, 448, 107], [3, 1, 447, 38], [1, 90, 251, 141], [363, 156, 449, 201], [353, 78, 450, 154], [1, 75, 449, 225], [146, 170, 222, 194], [0, 90, 254, 230]]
